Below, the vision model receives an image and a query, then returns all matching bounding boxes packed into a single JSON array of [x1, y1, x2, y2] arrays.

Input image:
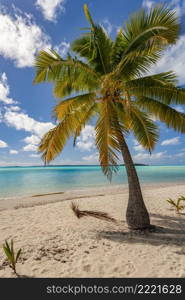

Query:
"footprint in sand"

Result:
[[83, 264, 91, 272]]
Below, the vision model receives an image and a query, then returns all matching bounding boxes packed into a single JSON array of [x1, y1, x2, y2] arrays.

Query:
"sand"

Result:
[[0, 183, 185, 278]]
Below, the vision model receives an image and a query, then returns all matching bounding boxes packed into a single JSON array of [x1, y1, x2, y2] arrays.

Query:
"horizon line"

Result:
[[1, 163, 185, 168]]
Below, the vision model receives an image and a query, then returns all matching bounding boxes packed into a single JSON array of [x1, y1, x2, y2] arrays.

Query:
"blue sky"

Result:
[[0, 0, 185, 166]]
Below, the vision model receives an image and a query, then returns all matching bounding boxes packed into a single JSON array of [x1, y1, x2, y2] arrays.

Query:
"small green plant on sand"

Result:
[[3, 239, 22, 275], [167, 196, 185, 213], [179, 196, 185, 202]]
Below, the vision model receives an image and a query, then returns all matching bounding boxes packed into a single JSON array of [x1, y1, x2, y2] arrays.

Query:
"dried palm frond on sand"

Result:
[[71, 202, 117, 223]]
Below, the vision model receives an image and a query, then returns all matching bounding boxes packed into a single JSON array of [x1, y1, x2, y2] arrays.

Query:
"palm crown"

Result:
[[34, 4, 185, 179]]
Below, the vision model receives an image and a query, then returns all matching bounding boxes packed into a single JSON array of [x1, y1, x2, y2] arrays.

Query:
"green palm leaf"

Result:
[[123, 5, 179, 54], [128, 105, 159, 151], [95, 100, 127, 180], [112, 5, 180, 78], [53, 93, 96, 120], [39, 96, 96, 163], [34, 50, 99, 86], [71, 5, 113, 74], [137, 97, 185, 132], [39, 117, 78, 163]]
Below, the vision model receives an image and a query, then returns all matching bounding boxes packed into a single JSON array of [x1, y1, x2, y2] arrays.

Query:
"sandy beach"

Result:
[[0, 183, 185, 278]]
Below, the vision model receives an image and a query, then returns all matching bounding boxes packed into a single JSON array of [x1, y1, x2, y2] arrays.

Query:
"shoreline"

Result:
[[0, 181, 185, 211]]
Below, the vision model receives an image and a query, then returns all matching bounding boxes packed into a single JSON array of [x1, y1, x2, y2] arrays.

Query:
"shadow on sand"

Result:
[[16, 274, 34, 278], [96, 212, 185, 248]]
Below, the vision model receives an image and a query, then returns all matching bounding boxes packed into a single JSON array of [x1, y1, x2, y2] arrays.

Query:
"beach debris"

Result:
[[2, 239, 22, 276], [71, 201, 117, 223], [166, 196, 185, 213]]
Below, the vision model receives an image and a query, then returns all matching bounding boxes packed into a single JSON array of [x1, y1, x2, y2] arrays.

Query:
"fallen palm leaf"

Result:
[[71, 202, 117, 223]]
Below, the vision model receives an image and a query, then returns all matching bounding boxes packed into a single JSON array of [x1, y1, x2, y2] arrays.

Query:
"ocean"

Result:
[[0, 165, 185, 198]]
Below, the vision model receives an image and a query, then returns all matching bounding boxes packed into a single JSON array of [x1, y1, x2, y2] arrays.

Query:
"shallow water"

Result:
[[0, 165, 185, 198]]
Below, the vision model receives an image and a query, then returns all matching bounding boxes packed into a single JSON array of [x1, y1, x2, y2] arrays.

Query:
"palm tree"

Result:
[[33, 4, 185, 230]]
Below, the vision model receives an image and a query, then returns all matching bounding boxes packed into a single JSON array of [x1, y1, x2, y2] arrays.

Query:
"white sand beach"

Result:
[[0, 183, 185, 278]]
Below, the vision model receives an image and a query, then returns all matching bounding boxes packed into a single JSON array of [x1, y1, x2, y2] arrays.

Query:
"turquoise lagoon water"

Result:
[[0, 165, 185, 198]]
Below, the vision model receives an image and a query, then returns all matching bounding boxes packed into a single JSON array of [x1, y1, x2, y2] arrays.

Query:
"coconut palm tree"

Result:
[[33, 4, 185, 230]]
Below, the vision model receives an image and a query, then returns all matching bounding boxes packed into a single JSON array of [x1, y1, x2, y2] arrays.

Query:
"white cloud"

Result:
[[150, 35, 185, 85], [161, 136, 180, 146], [77, 140, 95, 152], [59, 158, 84, 165], [175, 105, 184, 113], [82, 152, 99, 163], [102, 19, 113, 35], [170, 1, 181, 17], [9, 106, 21, 112], [0, 73, 15, 104], [0, 73, 54, 156], [76, 125, 95, 151], [132, 139, 145, 152], [142, 0, 154, 9], [169, 0, 185, 17], [54, 40, 70, 57], [133, 139, 138, 146], [0, 74, 54, 138], [36, 0, 65, 22], [9, 149, 18, 154], [175, 152, 185, 157], [0, 7, 51, 67], [133, 151, 168, 162], [22, 144, 38, 152], [0, 139, 8, 148], [24, 134, 41, 145], [133, 144, 145, 152], [29, 154, 41, 158], [4, 110, 54, 138], [23, 135, 41, 153], [142, 0, 185, 16], [0, 160, 41, 166], [132, 137, 172, 163]]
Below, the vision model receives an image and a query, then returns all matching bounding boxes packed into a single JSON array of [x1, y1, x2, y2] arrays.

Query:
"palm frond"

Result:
[[111, 29, 125, 67], [123, 5, 179, 54], [71, 5, 113, 74], [126, 72, 177, 89], [38, 119, 75, 164], [53, 74, 98, 99], [129, 105, 159, 151], [34, 50, 99, 91], [83, 4, 95, 26], [71, 201, 117, 223], [117, 102, 159, 151], [112, 5, 180, 78], [73, 103, 98, 146], [54, 93, 96, 120], [132, 85, 185, 105], [95, 100, 127, 180], [113, 44, 162, 79], [126, 72, 185, 106], [39, 93, 97, 163], [34, 49, 64, 83], [136, 97, 185, 133]]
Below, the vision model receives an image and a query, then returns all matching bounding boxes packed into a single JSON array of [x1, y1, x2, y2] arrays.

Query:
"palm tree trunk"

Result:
[[120, 137, 150, 230]]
